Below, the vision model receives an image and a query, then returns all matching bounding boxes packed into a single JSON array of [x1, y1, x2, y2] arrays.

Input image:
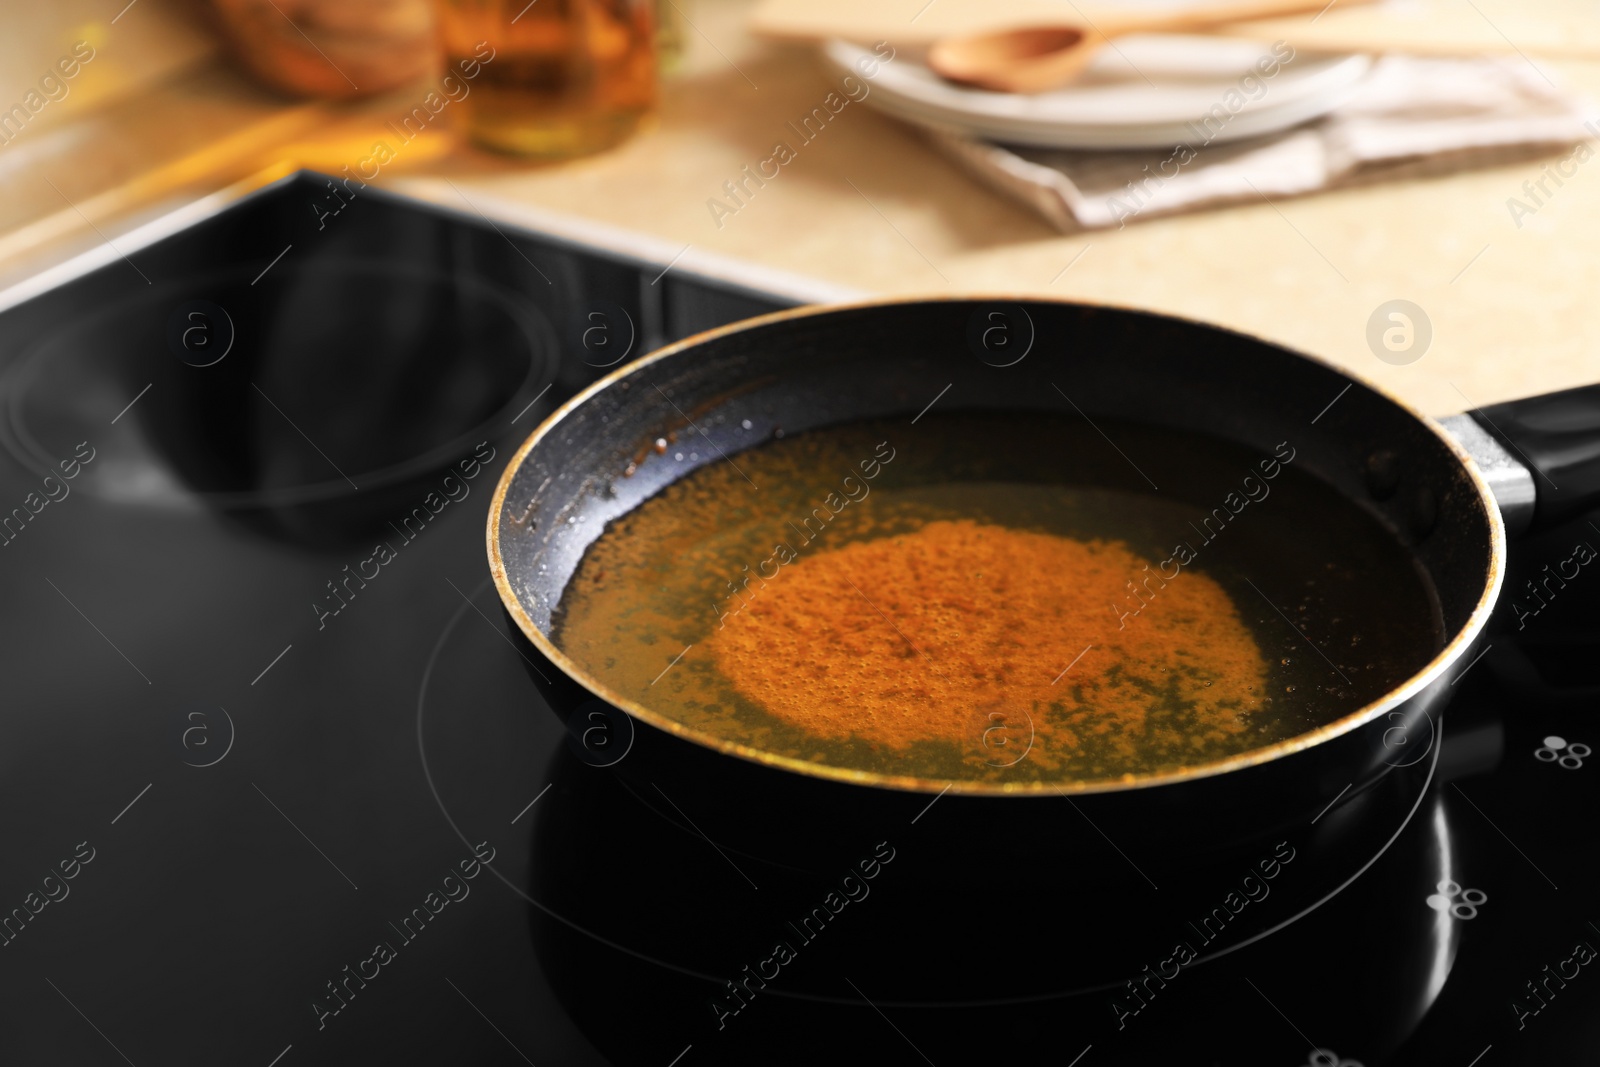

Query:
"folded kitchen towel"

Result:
[[925, 55, 1596, 231]]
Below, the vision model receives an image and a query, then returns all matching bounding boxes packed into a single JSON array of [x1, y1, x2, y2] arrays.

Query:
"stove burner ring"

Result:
[[0, 259, 553, 511]]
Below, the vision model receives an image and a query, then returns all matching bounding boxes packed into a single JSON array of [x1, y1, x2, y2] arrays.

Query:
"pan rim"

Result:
[[487, 295, 1507, 797]]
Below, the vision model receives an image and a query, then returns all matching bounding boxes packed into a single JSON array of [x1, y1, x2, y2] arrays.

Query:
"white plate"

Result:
[[824, 37, 1373, 149]]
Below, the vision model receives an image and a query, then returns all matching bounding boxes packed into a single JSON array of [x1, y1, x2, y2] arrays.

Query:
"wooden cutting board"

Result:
[[748, 0, 1600, 59]]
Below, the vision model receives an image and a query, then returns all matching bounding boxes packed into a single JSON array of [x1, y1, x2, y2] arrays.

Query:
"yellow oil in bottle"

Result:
[[436, 0, 657, 159]]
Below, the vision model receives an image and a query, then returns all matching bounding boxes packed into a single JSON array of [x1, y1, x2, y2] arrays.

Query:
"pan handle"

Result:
[[1467, 384, 1600, 534]]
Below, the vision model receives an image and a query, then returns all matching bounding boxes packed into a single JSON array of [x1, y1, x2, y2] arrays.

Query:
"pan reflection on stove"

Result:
[[523, 729, 1468, 1067], [0, 260, 553, 543], [412, 575, 1494, 1063]]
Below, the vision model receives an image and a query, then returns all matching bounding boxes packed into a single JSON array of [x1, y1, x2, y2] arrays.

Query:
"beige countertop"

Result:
[[7, 0, 1600, 416]]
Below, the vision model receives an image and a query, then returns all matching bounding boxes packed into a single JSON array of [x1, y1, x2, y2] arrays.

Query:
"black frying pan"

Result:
[[486, 298, 1584, 873]]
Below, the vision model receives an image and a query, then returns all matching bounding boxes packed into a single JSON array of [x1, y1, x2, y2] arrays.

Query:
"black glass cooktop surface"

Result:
[[0, 173, 1594, 1066]]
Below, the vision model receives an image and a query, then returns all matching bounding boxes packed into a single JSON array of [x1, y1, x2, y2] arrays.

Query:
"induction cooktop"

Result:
[[0, 171, 1593, 1067]]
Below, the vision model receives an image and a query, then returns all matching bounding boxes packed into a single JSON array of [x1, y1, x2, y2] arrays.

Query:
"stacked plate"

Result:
[[823, 36, 1372, 149]]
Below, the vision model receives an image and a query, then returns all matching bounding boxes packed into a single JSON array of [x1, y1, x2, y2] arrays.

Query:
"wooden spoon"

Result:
[[928, 0, 1371, 94]]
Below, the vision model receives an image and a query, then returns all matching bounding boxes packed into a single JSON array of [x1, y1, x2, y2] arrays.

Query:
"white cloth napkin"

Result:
[[926, 55, 1596, 231]]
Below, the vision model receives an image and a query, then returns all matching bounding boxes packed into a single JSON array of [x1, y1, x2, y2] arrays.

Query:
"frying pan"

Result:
[[486, 297, 1581, 872]]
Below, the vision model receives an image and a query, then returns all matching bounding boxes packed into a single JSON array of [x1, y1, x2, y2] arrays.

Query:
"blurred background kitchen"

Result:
[[4, 0, 1600, 414]]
